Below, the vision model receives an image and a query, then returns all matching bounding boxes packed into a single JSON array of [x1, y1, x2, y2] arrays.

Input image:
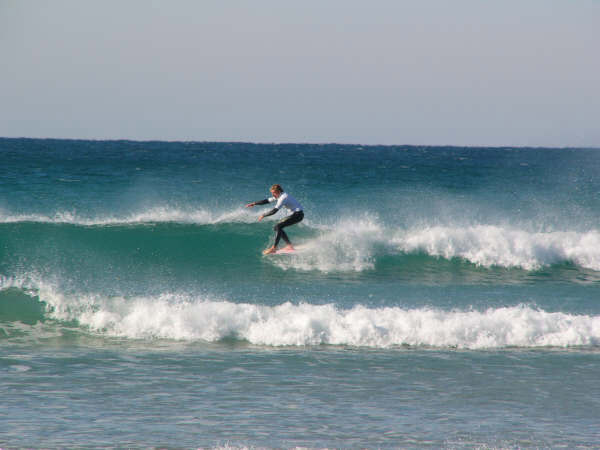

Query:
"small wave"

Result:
[[3, 209, 600, 273], [395, 225, 600, 271], [3, 278, 598, 349]]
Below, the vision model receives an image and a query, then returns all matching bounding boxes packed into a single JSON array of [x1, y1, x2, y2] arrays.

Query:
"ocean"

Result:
[[1, 137, 599, 448]]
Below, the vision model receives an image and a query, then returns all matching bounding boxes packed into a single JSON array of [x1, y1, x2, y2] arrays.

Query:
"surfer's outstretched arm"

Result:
[[246, 198, 278, 221], [246, 199, 270, 208]]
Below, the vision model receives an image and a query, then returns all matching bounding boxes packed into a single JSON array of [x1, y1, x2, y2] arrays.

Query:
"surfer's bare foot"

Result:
[[263, 246, 276, 255], [283, 244, 295, 251]]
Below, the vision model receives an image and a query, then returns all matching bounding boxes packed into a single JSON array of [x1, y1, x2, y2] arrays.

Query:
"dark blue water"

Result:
[[1, 138, 600, 447]]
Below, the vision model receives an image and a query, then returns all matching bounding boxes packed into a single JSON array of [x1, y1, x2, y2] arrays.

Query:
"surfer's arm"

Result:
[[258, 208, 278, 221], [246, 199, 270, 208]]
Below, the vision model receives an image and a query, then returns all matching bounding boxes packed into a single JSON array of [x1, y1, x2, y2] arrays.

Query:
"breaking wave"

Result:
[[2, 277, 599, 349], [267, 218, 600, 273], [394, 225, 600, 271]]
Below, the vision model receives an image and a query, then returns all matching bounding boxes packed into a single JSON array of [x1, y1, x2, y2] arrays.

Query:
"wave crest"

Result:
[[395, 225, 600, 271]]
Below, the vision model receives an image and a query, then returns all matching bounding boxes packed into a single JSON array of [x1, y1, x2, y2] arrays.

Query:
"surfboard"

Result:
[[273, 247, 295, 254], [263, 245, 305, 255]]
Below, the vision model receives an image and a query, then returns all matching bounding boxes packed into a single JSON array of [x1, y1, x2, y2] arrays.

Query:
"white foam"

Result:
[[9, 279, 596, 349], [74, 300, 600, 348], [269, 216, 383, 273], [0, 206, 256, 226], [394, 225, 600, 271]]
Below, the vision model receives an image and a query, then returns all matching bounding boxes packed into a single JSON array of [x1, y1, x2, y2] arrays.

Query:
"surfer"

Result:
[[246, 184, 304, 255]]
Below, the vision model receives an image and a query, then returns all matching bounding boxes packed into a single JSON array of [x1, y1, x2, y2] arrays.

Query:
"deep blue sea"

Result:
[[1, 138, 600, 448]]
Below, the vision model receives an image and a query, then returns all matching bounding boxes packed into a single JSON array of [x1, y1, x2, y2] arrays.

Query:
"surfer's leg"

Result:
[[273, 223, 290, 247], [273, 211, 304, 247]]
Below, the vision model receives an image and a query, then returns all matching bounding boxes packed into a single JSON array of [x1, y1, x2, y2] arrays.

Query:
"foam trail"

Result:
[[14, 280, 596, 349], [395, 225, 600, 271], [0, 206, 256, 226]]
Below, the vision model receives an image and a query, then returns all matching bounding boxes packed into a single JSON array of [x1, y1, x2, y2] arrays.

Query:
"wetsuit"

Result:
[[255, 192, 304, 246]]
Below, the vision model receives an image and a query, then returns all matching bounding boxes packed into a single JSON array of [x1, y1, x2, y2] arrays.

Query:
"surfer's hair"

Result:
[[270, 184, 284, 193]]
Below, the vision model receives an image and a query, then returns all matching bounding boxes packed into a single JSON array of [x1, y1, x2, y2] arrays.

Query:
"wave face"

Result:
[[2, 138, 600, 346]]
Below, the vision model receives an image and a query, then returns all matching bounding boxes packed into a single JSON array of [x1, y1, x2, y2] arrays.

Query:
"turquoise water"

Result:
[[1, 138, 600, 447]]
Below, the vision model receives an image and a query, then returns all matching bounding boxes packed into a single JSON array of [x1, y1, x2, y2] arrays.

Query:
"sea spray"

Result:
[[270, 216, 383, 272], [0, 206, 257, 226]]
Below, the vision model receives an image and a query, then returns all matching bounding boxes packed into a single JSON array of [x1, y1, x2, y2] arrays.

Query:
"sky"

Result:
[[1, 0, 599, 147]]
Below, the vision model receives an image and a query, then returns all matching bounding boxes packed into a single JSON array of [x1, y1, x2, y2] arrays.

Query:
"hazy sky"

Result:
[[1, 0, 599, 146]]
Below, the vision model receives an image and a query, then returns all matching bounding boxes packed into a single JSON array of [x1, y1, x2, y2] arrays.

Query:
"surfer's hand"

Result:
[[246, 202, 255, 208], [258, 215, 264, 222]]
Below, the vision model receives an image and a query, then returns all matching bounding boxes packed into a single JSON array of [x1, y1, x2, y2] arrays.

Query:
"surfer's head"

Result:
[[270, 184, 284, 197]]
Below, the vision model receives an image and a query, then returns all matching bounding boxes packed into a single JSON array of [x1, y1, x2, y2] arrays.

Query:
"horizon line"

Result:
[[1, 136, 599, 151]]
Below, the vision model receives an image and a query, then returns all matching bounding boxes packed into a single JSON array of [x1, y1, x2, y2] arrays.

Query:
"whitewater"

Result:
[[3, 275, 599, 349], [2, 138, 600, 447]]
